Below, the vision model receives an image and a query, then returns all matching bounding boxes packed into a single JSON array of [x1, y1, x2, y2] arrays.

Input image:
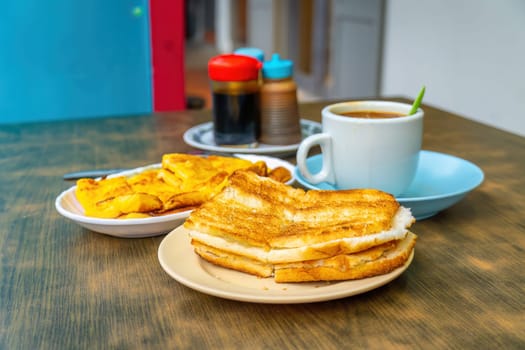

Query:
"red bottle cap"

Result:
[[208, 54, 262, 82]]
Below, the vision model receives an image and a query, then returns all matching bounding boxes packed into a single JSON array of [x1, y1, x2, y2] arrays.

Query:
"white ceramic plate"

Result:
[[183, 119, 322, 156], [294, 150, 484, 220], [158, 226, 414, 304], [55, 155, 295, 238]]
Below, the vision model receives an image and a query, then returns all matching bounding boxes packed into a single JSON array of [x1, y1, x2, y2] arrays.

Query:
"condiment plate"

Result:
[[183, 119, 322, 157], [55, 155, 296, 238], [158, 226, 414, 304], [294, 150, 484, 220]]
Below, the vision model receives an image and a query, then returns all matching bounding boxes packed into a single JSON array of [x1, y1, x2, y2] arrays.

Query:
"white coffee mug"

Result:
[[296, 101, 424, 196]]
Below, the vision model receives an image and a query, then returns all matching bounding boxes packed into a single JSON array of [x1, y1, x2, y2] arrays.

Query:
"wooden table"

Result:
[[1, 100, 524, 349]]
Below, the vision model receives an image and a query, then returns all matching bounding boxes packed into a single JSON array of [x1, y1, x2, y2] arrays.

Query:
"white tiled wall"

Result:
[[381, 0, 525, 137]]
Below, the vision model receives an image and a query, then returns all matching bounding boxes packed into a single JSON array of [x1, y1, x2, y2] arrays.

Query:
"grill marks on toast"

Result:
[[185, 171, 400, 249]]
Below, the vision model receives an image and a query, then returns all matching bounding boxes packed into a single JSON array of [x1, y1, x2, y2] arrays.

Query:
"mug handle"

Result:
[[296, 133, 335, 184]]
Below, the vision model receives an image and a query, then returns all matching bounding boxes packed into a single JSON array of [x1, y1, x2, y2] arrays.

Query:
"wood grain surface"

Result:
[[1, 100, 524, 349]]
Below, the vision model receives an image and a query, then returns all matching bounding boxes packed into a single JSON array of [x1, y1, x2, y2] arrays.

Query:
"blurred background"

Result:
[[1, 0, 524, 137]]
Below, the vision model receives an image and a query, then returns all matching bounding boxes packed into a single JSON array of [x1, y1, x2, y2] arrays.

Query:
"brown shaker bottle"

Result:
[[260, 54, 302, 145]]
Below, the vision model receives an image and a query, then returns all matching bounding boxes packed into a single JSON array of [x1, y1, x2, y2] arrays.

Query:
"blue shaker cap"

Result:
[[234, 47, 265, 62], [262, 53, 293, 79]]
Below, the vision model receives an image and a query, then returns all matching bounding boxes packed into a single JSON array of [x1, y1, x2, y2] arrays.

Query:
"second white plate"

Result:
[[183, 119, 322, 156], [158, 226, 414, 304]]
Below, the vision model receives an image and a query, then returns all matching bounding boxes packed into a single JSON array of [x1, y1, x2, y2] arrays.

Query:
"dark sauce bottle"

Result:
[[212, 85, 260, 146], [208, 55, 262, 146]]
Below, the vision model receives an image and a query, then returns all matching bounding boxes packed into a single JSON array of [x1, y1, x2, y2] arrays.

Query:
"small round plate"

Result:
[[55, 155, 296, 238], [158, 226, 414, 304], [183, 119, 322, 157], [294, 150, 484, 220]]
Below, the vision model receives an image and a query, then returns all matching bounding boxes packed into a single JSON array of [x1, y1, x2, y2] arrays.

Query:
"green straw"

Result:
[[409, 86, 426, 115]]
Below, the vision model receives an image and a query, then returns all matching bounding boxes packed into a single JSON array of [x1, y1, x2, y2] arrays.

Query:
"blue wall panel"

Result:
[[0, 0, 152, 123]]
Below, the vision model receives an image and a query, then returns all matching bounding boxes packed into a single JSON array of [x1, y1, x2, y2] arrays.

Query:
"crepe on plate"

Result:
[[75, 153, 291, 219], [184, 170, 417, 283]]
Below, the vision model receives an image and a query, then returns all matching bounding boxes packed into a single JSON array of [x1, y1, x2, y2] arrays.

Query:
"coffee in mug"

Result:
[[296, 101, 424, 196], [339, 110, 404, 119]]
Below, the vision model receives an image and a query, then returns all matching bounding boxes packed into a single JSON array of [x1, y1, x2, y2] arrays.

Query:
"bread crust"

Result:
[[274, 232, 417, 282], [192, 240, 273, 278]]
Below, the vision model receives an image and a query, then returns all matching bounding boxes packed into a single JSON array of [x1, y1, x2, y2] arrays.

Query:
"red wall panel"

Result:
[[149, 0, 186, 111]]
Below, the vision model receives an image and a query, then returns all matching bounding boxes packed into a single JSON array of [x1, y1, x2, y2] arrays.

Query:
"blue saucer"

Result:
[[294, 150, 484, 220]]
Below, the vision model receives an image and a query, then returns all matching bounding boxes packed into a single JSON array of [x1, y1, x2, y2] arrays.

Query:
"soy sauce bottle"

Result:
[[208, 54, 262, 146]]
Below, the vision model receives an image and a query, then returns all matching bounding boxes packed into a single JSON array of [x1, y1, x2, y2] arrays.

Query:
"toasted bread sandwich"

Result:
[[184, 170, 417, 282]]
